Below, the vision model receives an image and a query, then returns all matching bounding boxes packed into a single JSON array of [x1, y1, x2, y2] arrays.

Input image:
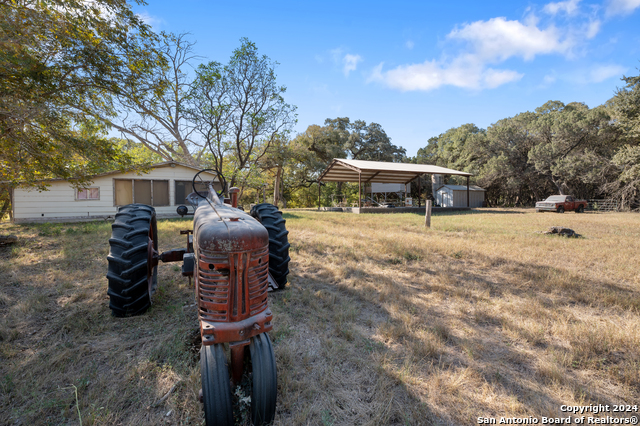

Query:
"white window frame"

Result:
[[76, 187, 100, 201]]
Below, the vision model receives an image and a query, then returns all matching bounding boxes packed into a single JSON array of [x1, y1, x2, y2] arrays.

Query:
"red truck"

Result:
[[535, 195, 587, 213]]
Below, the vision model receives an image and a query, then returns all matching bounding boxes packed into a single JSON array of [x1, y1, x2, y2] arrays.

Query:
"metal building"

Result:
[[318, 158, 473, 208], [436, 185, 485, 208]]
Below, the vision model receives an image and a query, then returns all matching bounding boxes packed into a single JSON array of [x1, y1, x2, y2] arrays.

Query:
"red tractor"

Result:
[[106, 169, 290, 425]]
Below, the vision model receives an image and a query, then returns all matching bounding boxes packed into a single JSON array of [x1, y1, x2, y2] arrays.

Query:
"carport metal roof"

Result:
[[319, 158, 472, 184]]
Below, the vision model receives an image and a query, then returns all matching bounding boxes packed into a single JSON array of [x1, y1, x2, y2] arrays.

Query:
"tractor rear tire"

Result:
[[106, 204, 158, 317], [201, 344, 233, 426], [250, 204, 290, 290], [250, 333, 277, 426]]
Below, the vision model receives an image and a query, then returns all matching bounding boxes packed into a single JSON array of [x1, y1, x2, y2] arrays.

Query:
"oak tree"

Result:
[[1, 0, 158, 188]]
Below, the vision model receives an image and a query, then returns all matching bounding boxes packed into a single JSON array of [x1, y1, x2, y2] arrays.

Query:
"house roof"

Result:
[[93, 161, 216, 178], [437, 184, 486, 192], [9, 161, 217, 185], [319, 158, 472, 184]]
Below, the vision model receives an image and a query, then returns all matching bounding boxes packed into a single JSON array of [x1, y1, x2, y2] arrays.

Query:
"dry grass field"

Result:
[[1, 209, 639, 425]]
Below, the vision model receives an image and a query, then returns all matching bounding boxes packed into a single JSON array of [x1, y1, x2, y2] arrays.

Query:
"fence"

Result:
[[587, 199, 620, 212]]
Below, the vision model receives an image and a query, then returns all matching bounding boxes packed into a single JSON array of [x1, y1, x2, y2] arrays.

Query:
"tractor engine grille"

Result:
[[197, 246, 270, 323]]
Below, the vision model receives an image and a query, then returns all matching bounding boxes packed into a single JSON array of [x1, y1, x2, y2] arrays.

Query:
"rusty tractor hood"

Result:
[[192, 202, 268, 253]]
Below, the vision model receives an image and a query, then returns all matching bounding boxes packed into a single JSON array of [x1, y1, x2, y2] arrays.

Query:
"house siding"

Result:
[[13, 164, 215, 223]]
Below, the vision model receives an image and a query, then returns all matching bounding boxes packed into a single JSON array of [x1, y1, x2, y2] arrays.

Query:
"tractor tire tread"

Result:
[[121, 276, 149, 296], [250, 333, 277, 426], [122, 242, 149, 259], [108, 238, 133, 249], [121, 259, 149, 278], [124, 228, 151, 240], [267, 240, 290, 252], [107, 255, 132, 268], [250, 203, 290, 290], [201, 344, 233, 426], [107, 204, 157, 317], [111, 223, 134, 232]]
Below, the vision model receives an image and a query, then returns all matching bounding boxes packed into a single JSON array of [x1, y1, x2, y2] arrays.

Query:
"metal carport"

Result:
[[318, 159, 473, 208]]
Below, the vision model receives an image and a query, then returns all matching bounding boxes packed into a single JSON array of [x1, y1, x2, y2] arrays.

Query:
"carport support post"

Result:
[[358, 172, 361, 208], [418, 175, 421, 207], [466, 176, 470, 208]]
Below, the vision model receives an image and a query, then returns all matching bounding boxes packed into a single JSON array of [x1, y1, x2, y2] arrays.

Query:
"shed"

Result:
[[11, 162, 218, 223], [436, 185, 485, 208]]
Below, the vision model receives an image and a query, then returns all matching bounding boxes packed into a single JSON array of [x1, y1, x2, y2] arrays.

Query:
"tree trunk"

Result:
[[0, 199, 10, 221], [273, 167, 282, 208], [552, 178, 564, 195]]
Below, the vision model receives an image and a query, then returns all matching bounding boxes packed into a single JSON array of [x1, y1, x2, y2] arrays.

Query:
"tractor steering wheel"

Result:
[[192, 169, 227, 199]]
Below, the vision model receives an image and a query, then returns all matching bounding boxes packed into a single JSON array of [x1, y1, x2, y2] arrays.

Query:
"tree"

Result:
[[604, 68, 640, 209], [292, 124, 346, 174], [604, 145, 640, 210], [475, 113, 543, 205], [0, 0, 158, 188], [324, 118, 406, 162], [414, 115, 549, 206], [610, 69, 640, 140], [257, 135, 291, 207], [190, 38, 297, 192], [97, 33, 206, 166], [414, 123, 484, 175], [528, 101, 621, 198], [288, 118, 405, 203]]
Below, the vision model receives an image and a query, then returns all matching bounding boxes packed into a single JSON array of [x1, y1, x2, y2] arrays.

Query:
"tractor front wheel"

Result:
[[201, 344, 233, 426], [250, 204, 290, 290], [250, 333, 277, 426], [106, 204, 158, 317]]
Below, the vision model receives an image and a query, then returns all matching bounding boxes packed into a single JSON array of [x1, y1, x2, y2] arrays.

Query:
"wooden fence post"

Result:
[[425, 200, 432, 228]]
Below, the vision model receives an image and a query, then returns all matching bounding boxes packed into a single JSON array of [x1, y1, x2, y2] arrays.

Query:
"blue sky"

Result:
[[133, 0, 640, 157]]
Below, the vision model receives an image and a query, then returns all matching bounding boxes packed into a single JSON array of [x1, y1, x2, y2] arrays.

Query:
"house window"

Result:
[[174, 181, 210, 205], [114, 179, 169, 206], [77, 187, 100, 200]]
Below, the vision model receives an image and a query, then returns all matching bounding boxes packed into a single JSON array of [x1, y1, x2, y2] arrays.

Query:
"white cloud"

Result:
[[369, 56, 522, 91], [330, 48, 344, 64], [405, 40, 415, 50], [543, 0, 582, 15], [369, 16, 569, 92], [136, 12, 163, 29], [342, 54, 362, 77], [585, 20, 601, 39], [328, 48, 363, 77], [605, 0, 640, 16], [560, 64, 628, 84], [447, 17, 572, 62], [370, 10, 608, 92], [483, 69, 525, 88], [588, 64, 628, 82]]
